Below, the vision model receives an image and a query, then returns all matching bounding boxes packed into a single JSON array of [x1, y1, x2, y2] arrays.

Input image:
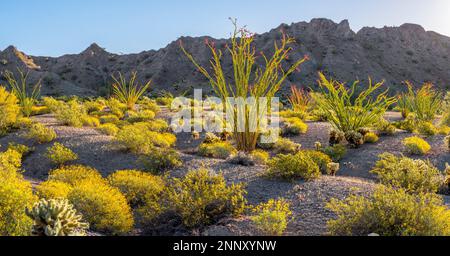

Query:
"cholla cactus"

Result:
[[327, 162, 340, 176], [345, 131, 364, 148], [314, 141, 322, 151], [26, 198, 89, 236], [204, 132, 221, 144], [329, 129, 345, 146]]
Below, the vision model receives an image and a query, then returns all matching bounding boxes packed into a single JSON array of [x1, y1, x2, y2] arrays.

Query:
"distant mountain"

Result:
[[1, 18, 449, 97]]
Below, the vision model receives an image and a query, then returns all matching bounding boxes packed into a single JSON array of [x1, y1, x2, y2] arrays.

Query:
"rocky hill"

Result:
[[1, 18, 449, 97]]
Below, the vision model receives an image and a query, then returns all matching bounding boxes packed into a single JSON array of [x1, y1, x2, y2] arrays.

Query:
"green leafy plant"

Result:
[[181, 19, 308, 152], [313, 73, 396, 134], [111, 71, 151, 110], [251, 198, 292, 236], [371, 153, 443, 194], [3, 69, 41, 117], [327, 185, 450, 236], [46, 142, 78, 166], [26, 198, 89, 236]]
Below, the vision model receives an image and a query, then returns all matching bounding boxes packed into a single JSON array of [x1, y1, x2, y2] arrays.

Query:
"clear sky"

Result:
[[2, 0, 450, 57]]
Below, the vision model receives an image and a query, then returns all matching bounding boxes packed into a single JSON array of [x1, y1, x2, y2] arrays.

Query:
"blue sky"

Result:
[[2, 0, 450, 56]]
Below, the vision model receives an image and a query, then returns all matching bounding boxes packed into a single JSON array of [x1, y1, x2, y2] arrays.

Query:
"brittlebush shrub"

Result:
[[45, 142, 78, 166], [327, 186, 450, 236], [26, 123, 57, 143], [417, 121, 438, 137], [0, 86, 20, 135], [116, 123, 176, 154], [107, 170, 165, 207], [322, 144, 347, 162], [403, 136, 431, 155], [250, 150, 270, 165], [282, 117, 308, 136], [164, 169, 246, 228], [139, 148, 182, 173], [35, 180, 73, 199], [97, 123, 119, 136], [272, 138, 301, 154], [302, 150, 332, 174], [48, 165, 104, 186], [251, 199, 292, 236], [99, 114, 120, 124], [68, 179, 134, 235], [267, 152, 321, 181], [198, 141, 237, 159], [371, 153, 443, 194], [54, 100, 86, 127], [364, 132, 379, 143], [0, 150, 37, 236]]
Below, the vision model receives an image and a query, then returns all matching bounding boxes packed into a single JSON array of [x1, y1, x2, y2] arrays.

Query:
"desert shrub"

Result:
[[272, 138, 301, 154], [7, 142, 32, 157], [111, 71, 151, 110], [400, 82, 443, 122], [126, 110, 155, 123], [279, 109, 307, 120], [0, 86, 20, 135], [364, 132, 379, 143], [45, 142, 78, 166], [250, 149, 270, 165], [68, 179, 134, 235], [116, 123, 176, 154], [181, 21, 308, 152], [313, 73, 396, 134], [403, 136, 431, 155], [441, 112, 450, 127], [145, 119, 169, 132], [326, 162, 340, 176], [97, 123, 119, 136], [107, 170, 165, 207], [371, 153, 443, 194], [376, 118, 397, 135], [3, 69, 41, 117], [26, 123, 57, 143], [251, 198, 292, 236], [26, 198, 89, 236], [303, 150, 332, 173], [99, 114, 120, 124], [344, 130, 364, 148], [416, 121, 438, 137], [80, 115, 100, 127], [267, 152, 321, 181], [140, 97, 161, 114], [48, 165, 104, 186], [42, 97, 64, 113], [327, 186, 450, 236], [198, 141, 237, 159], [54, 100, 86, 127], [394, 114, 416, 133], [35, 180, 72, 199], [164, 169, 247, 228], [438, 126, 450, 135], [105, 98, 127, 119], [83, 100, 104, 113], [13, 116, 33, 129], [30, 105, 50, 116], [282, 117, 308, 136], [203, 132, 222, 144], [0, 150, 37, 236], [139, 148, 182, 173]]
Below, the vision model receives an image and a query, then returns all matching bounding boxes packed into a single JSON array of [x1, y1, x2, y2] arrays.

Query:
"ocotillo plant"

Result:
[[288, 85, 311, 115], [111, 71, 151, 110], [180, 19, 308, 152], [3, 68, 41, 117], [400, 82, 443, 122]]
